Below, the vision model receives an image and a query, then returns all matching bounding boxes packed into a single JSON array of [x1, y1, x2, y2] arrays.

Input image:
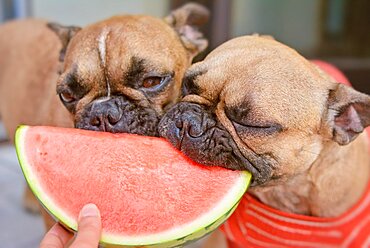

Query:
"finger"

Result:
[[70, 203, 102, 248], [40, 223, 73, 248]]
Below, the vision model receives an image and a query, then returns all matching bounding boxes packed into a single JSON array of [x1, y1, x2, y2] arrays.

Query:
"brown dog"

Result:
[[0, 2, 208, 228], [159, 35, 370, 246]]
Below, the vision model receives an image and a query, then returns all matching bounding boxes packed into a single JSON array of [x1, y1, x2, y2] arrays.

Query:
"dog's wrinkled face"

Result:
[[159, 36, 370, 186], [49, 3, 209, 136]]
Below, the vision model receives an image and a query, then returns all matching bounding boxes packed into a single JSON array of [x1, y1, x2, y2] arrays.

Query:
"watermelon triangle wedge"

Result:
[[15, 125, 251, 247]]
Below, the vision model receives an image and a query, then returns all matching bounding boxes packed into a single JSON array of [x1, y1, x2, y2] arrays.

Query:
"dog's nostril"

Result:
[[108, 113, 120, 125], [175, 119, 183, 129], [188, 126, 200, 137], [90, 116, 101, 127], [107, 109, 122, 125]]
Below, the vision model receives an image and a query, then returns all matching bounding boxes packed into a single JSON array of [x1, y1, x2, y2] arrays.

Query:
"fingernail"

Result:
[[79, 203, 100, 219]]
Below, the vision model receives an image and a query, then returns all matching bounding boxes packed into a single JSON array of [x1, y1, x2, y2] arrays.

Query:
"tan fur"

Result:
[[188, 35, 370, 246], [188, 35, 369, 216], [0, 19, 72, 138], [0, 18, 71, 229]]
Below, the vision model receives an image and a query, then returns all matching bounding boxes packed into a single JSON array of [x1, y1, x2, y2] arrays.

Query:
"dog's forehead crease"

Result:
[[97, 28, 109, 68]]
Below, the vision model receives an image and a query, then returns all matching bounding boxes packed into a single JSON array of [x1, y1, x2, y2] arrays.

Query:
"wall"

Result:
[[32, 0, 169, 26], [232, 0, 320, 55]]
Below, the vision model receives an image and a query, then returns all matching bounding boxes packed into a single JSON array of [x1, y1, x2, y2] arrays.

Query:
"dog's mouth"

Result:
[[158, 102, 273, 186], [74, 96, 159, 136]]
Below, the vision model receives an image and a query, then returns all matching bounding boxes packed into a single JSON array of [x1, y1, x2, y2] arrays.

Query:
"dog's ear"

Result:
[[164, 2, 209, 58], [47, 22, 81, 62], [327, 83, 370, 145]]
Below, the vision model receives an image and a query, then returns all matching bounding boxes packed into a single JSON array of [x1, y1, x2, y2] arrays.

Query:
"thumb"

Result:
[[70, 203, 102, 248]]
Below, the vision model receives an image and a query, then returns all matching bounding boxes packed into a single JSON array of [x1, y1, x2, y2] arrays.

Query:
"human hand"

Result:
[[40, 203, 102, 248]]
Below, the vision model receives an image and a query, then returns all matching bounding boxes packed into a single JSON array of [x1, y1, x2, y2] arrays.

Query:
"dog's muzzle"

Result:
[[75, 96, 159, 136], [158, 102, 273, 185]]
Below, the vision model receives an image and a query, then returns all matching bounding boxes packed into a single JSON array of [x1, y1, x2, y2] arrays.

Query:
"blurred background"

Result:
[[0, 0, 369, 247], [1, 0, 369, 93]]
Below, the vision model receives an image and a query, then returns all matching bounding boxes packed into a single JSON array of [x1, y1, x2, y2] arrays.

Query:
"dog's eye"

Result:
[[232, 120, 282, 136], [142, 77, 163, 88], [225, 106, 282, 136], [59, 91, 76, 103]]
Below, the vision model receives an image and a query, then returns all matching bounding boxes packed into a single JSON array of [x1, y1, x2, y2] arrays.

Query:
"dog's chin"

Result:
[[158, 101, 273, 186]]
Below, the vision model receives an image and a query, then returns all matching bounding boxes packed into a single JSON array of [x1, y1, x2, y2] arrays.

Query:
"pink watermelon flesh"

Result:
[[19, 126, 248, 238]]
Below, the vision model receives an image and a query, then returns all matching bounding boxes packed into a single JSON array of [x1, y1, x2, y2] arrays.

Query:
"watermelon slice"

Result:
[[15, 125, 251, 247]]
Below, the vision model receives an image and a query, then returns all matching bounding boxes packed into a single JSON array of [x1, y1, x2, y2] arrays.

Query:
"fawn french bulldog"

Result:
[[159, 35, 370, 247]]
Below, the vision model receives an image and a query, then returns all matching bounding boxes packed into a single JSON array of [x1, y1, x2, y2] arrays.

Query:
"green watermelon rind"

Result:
[[15, 125, 79, 229], [15, 125, 251, 248]]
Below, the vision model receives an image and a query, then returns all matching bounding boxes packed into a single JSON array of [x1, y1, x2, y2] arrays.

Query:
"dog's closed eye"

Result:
[[231, 120, 282, 136], [225, 106, 282, 136]]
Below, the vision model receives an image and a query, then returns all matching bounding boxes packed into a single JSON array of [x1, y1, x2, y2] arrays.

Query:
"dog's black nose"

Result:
[[90, 98, 122, 131], [158, 102, 215, 149]]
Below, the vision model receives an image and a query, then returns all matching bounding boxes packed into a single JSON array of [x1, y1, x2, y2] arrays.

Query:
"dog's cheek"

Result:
[[269, 134, 324, 177], [294, 136, 324, 173], [61, 103, 74, 114]]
